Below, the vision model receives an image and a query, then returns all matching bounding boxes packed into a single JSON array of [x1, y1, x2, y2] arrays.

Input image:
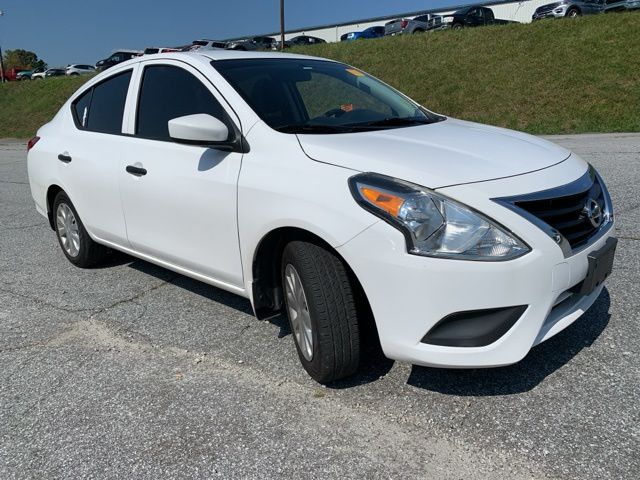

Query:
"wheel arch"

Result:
[[46, 184, 64, 230], [250, 227, 376, 338]]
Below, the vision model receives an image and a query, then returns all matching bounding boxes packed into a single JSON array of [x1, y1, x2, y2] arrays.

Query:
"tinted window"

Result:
[[136, 65, 230, 140], [85, 70, 132, 134], [73, 88, 92, 128], [415, 15, 430, 22]]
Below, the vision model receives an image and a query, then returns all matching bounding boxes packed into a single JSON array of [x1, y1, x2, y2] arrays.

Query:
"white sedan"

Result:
[[65, 64, 96, 76], [27, 51, 615, 382]]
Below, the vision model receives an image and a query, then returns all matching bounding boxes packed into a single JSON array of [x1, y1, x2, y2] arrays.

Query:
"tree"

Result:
[[2, 49, 47, 71]]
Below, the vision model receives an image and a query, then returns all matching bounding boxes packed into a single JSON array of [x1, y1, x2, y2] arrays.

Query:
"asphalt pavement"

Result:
[[1, 133, 639, 479]]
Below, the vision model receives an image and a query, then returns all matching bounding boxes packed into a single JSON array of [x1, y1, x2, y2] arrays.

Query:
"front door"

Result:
[[119, 61, 244, 289]]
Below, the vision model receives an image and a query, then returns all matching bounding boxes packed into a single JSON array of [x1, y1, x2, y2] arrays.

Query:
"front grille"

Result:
[[514, 174, 605, 249]]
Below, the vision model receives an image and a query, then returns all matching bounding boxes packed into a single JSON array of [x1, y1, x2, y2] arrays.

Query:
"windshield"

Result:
[[214, 58, 443, 134]]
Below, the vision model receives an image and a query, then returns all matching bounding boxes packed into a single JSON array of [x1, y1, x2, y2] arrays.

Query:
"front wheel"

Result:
[[566, 8, 580, 17], [53, 191, 106, 267], [281, 241, 360, 383]]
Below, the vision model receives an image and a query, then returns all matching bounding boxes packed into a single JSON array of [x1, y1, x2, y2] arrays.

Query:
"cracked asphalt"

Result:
[[1, 134, 639, 479]]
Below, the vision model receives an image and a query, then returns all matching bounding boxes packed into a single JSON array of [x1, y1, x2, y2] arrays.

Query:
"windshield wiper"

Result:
[[345, 117, 432, 129], [276, 124, 354, 134]]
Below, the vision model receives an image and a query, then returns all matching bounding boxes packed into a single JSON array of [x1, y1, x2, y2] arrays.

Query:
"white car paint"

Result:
[[27, 51, 614, 373]]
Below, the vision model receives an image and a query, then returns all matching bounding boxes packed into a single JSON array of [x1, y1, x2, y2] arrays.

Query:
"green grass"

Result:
[[0, 75, 90, 138], [291, 12, 640, 134], [1, 13, 639, 138]]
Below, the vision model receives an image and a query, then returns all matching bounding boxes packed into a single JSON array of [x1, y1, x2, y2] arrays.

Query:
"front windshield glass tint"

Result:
[[214, 58, 442, 134]]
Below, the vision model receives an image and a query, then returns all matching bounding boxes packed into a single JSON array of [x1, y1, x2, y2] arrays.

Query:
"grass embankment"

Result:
[[1, 13, 639, 138], [0, 75, 90, 138], [292, 12, 640, 134]]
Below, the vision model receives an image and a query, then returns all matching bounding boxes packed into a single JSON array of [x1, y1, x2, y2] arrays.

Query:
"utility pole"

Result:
[[279, 0, 285, 51], [0, 10, 5, 82]]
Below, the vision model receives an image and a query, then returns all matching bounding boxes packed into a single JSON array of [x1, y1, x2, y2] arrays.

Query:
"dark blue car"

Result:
[[340, 26, 385, 41]]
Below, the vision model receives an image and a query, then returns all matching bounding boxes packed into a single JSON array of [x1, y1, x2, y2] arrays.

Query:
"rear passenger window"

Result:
[[136, 65, 230, 141], [87, 71, 131, 134], [71, 70, 132, 134]]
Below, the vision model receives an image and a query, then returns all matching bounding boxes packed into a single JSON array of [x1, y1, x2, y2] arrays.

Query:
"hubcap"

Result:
[[56, 203, 80, 257], [284, 264, 313, 361]]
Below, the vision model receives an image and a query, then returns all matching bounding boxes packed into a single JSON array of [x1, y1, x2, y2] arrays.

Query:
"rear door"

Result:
[[118, 59, 244, 288], [57, 67, 135, 244]]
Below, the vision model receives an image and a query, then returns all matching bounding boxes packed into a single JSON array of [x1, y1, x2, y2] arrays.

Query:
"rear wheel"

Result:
[[53, 191, 106, 267], [281, 241, 360, 383]]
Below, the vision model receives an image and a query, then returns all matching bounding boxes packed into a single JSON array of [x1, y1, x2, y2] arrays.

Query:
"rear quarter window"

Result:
[[70, 70, 132, 134]]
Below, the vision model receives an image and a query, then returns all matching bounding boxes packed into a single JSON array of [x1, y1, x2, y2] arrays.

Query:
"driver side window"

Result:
[[135, 64, 231, 141], [295, 72, 393, 119]]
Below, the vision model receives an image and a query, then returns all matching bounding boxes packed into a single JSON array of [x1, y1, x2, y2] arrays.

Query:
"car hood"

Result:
[[296, 118, 571, 189]]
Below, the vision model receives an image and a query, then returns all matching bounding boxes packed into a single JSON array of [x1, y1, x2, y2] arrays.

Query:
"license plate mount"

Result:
[[579, 237, 617, 296]]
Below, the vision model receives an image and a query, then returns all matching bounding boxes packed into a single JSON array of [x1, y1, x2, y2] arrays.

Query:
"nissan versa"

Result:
[[27, 51, 616, 382]]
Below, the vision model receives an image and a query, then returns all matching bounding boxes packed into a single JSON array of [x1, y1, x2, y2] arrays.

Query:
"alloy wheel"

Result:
[[284, 264, 314, 361], [56, 203, 80, 257]]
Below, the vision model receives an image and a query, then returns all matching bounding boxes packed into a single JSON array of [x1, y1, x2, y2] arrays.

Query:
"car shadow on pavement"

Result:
[[124, 256, 255, 315], [405, 289, 611, 396], [122, 255, 396, 385], [94, 249, 137, 268]]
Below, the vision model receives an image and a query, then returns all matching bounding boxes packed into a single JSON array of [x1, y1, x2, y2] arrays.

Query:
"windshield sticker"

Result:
[[346, 68, 364, 77]]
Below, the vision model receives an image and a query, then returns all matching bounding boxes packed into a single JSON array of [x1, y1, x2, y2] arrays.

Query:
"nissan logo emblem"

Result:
[[583, 198, 603, 228]]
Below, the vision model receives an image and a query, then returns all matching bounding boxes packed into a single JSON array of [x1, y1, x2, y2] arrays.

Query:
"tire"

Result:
[[53, 191, 106, 267], [413, 29, 425, 34], [70, 72, 79, 76], [452, 22, 464, 30], [566, 8, 580, 17], [281, 241, 360, 383]]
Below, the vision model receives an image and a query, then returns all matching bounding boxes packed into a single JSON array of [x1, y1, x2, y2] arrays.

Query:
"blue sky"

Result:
[[0, 0, 466, 67]]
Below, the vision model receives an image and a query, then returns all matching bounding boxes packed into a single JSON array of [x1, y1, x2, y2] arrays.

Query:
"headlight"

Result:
[[349, 173, 530, 261]]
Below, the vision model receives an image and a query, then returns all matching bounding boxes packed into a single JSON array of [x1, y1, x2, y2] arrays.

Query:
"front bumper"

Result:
[[337, 158, 614, 368], [532, 9, 566, 20]]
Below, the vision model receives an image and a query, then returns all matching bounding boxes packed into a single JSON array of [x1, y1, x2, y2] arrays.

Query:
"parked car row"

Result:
[[11, 64, 96, 80], [533, 0, 640, 20], [339, 1, 638, 42], [9, 2, 637, 82], [341, 7, 514, 42]]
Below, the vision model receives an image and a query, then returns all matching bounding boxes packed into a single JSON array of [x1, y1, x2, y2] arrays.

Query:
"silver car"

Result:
[[532, 0, 604, 19], [384, 14, 443, 35]]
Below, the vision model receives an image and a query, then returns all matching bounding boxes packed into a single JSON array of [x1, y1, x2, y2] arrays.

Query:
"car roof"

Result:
[[80, 51, 338, 92], [153, 50, 330, 63]]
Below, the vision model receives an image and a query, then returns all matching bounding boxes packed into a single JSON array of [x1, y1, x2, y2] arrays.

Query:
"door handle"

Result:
[[58, 153, 72, 163], [126, 165, 147, 176]]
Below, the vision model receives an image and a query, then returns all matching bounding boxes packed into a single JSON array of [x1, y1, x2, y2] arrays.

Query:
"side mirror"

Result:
[[168, 113, 234, 148]]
